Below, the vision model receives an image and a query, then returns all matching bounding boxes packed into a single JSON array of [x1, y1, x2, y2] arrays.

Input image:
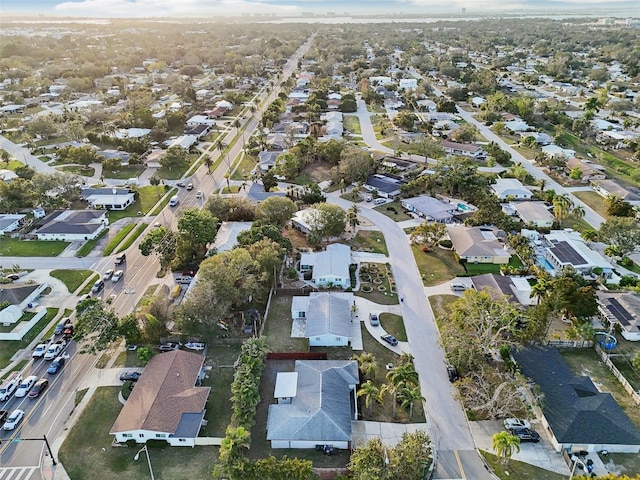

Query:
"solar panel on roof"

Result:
[[607, 298, 634, 327], [550, 241, 587, 266]]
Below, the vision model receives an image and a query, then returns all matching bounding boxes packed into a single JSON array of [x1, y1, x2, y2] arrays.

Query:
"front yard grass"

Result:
[[560, 348, 640, 430], [480, 450, 566, 480], [103, 165, 145, 180], [0, 307, 58, 370], [429, 294, 460, 322], [230, 153, 257, 181], [344, 114, 362, 135], [374, 203, 413, 222], [572, 190, 609, 219], [103, 224, 136, 256], [59, 387, 217, 480], [50, 269, 95, 293], [0, 237, 69, 257], [138, 185, 172, 213], [346, 230, 388, 255], [412, 246, 465, 287], [76, 229, 108, 257], [379, 312, 407, 342]]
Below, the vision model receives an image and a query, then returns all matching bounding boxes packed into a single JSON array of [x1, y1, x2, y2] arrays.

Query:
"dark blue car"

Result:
[[47, 356, 66, 374]]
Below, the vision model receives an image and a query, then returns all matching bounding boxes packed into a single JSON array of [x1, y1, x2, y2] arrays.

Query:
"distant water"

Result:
[[261, 14, 615, 24]]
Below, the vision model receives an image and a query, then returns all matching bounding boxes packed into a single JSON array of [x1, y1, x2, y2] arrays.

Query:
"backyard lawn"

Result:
[[463, 256, 523, 275], [50, 269, 95, 293], [0, 238, 69, 257], [59, 387, 218, 480], [573, 190, 609, 219], [263, 294, 309, 353], [412, 246, 465, 287]]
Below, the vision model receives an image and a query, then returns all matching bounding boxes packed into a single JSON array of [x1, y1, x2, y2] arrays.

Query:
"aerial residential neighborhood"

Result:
[[1, 6, 640, 480]]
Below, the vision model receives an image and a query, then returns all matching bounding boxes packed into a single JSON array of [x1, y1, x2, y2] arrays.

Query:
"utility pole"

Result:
[[8, 435, 57, 465]]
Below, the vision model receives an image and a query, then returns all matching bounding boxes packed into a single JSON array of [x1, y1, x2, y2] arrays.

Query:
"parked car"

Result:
[[374, 198, 386, 205], [446, 365, 459, 383], [159, 342, 180, 352], [365, 196, 373, 202], [2, 409, 25, 431], [91, 279, 105, 293], [103, 269, 114, 280], [380, 334, 398, 346], [504, 418, 531, 430], [115, 253, 126, 265], [14, 375, 38, 398], [509, 428, 540, 443], [28, 379, 49, 399], [47, 356, 66, 374], [369, 312, 380, 326], [112, 270, 124, 283], [119, 371, 141, 382], [32, 343, 48, 358], [450, 283, 469, 292]]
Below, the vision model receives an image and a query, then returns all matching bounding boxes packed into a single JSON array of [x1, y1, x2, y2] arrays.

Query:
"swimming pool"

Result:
[[457, 203, 470, 211], [537, 255, 555, 273]]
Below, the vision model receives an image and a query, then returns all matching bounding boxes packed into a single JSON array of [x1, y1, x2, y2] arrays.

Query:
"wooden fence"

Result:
[[594, 344, 640, 406]]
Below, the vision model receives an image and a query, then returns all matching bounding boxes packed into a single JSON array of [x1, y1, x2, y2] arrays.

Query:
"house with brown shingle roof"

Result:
[[446, 226, 511, 265], [110, 350, 209, 447]]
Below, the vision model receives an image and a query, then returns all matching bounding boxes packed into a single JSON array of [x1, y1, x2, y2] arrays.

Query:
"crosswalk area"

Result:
[[0, 466, 38, 480]]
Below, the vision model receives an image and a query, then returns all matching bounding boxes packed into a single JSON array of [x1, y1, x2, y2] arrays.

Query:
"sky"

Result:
[[1, 0, 639, 18]]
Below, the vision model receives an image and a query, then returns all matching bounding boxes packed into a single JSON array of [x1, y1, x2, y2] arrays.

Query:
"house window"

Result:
[[315, 337, 321, 341], [138, 434, 144, 438], [156, 434, 166, 438], [336, 337, 341, 341], [299, 312, 306, 318], [122, 433, 133, 438], [179, 439, 186, 443]]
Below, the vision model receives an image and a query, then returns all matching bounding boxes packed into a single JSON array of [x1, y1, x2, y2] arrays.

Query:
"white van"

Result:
[[169, 195, 179, 207], [0, 371, 23, 401]]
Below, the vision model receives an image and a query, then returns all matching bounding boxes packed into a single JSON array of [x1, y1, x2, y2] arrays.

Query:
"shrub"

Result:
[[439, 239, 453, 248]]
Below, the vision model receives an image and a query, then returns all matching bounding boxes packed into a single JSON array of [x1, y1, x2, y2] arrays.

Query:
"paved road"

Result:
[[328, 193, 493, 480], [353, 97, 394, 154], [0, 135, 56, 174]]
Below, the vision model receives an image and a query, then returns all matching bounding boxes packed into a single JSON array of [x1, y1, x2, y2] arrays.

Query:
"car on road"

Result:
[[119, 371, 141, 382], [28, 379, 49, 399], [446, 365, 459, 383], [53, 320, 67, 335], [365, 196, 373, 202], [14, 375, 38, 398], [47, 356, 66, 374], [374, 198, 386, 205], [504, 418, 531, 430], [32, 343, 48, 358], [380, 334, 398, 346], [186, 183, 194, 190], [196, 190, 203, 199], [91, 279, 105, 293], [103, 269, 114, 280], [369, 312, 380, 326], [509, 428, 541, 443], [112, 270, 124, 283], [176, 180, 186, 188], [115, 253, 126, 265], [159, 342, 180, 352], [2, 409, 25, 431]]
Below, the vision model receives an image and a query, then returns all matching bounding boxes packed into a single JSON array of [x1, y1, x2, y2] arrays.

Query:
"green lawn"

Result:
[[346, 230, 388, 255], [572, 190, 609, 219], [116, 223, 148, 253], [59, 165, 95, 177], [103, 165, 145, 180], [263, 294, 309, 353], [559, 216, 593, 233], [230, 153, 257, 181], [76, 229, 108, 257], [373, 203, 413, 222], [379, 312, 407, 342], [59, 387, 217, 480], [0, 307, 58, 370], [50, 269, 95, 293], [344, 114, 362, 135], [0, 238, 69, 257], [480, 451, 566, 480], [103, 224, 136, 256], [463, 257, 522, 275], [412, 246, 465, 287], [149, 187, 177, 216], [156, 158, 198, 180], [429, 294, 460, 321]]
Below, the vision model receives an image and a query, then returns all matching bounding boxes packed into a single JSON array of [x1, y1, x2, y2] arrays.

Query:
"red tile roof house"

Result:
[[110, 350, 209, 447]]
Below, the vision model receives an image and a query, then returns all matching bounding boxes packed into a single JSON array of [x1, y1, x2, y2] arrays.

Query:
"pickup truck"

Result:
[[32, 343, 48, 358], [44, 339, 66, 361]]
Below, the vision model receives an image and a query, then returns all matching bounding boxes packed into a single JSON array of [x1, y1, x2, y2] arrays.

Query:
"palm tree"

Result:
[[380, 381, 400, 418], [347, 205, 360, 232], [357, 380, 381, 416], [604, 245, 621, 259], [217, 425, 251, 477], [352, 352, 377, 380], [492, 431, 521, 465], [571, 205, 585, 220], [552, 194, 573, 222], [537, 178, 547, 192], [204, 155, 213, 174], [399, 384, 425, 420], [581, 229, 598, 244]]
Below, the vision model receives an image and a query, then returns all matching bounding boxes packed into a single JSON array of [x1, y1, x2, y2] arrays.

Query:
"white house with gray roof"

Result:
[[267, 360, 359, 449], [299, 243, 352, 289], [0, 214, 25, 235], [291, 292, 353, 347], [34, 210, 108, 241], [491, 178, 532, 200]]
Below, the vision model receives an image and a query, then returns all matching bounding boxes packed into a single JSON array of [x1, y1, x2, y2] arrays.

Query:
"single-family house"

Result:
[[245, 182, 286, 204], [565, 158, 606, 183], [596, 290, 640, 342], [0, 214, 25, 235], [299, 243, 351, 289], [541, 230, 616, 280], [364, 174, 403, 199], [542, 144, 575, 159], [115, 128, 150, 139], [186, 115, 217, 128], [401, 196, 459, 223], [99, 149, 131, 165], [514, 346, 640, 453], [81, 187, 136, 211], [398, 78, 418, 90], [471, 274, 535, 306], [381, 157, 418, 173], [267, 360, 359, 449], [34, 210, 108, 241], [592, 179, 640, 205], [0, 283, 49, 326], [447, 226, 511, 264], [441, 140, 484, 159], [291, 292, 353, 347], [511, 201, 554, 228], [165, 135, 198, 150], [519, 131, 552, 145], [504, 119, 533, 133], [184, 124, 210, 138], [110, 350, 209, 447], [257, 151, 281, 172], [491, 178, 533, 200], [144, 150, 165, 168]]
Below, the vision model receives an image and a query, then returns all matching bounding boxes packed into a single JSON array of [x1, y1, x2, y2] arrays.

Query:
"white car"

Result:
[[373, 198, 386, 205], [32, 343, 47, 358], [112, 270, 124, 283], [103, 269, 114, 280], [196, 190, 203, 199], [3, 409, 25, 431], [14, 375, 38, 398], [503, 418, 531, 430]]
